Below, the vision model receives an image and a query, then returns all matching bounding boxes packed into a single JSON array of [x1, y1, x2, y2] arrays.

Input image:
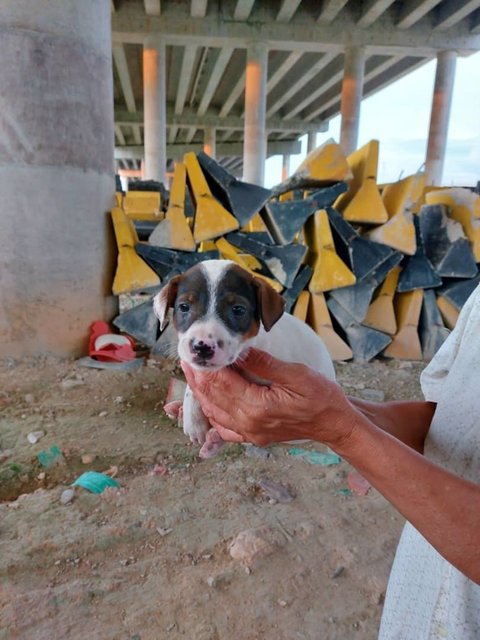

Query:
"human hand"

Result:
[[181, 348, 353, 449]]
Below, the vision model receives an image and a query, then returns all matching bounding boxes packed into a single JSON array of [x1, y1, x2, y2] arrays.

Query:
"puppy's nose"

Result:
[[191, 339, 215, 360]]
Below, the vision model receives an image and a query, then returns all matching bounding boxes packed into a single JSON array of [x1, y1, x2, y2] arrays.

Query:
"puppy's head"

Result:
[[153, 259, 285, 370]]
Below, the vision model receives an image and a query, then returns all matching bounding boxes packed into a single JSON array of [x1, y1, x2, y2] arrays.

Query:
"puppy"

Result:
[[153, 259, 335, 454]]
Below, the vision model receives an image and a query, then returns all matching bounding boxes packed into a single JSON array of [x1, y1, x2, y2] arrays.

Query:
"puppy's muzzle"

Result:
[[190, 338, 216, 361]]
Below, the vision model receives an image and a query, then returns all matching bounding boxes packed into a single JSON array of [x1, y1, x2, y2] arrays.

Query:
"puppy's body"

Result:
[[154, 259, 335, 447]]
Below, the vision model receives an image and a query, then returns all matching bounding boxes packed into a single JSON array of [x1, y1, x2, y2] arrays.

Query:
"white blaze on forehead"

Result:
[[199, 259, 236, 317]]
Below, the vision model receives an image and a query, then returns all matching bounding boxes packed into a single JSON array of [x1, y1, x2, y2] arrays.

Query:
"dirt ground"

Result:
[[0, 354, 425, 640]]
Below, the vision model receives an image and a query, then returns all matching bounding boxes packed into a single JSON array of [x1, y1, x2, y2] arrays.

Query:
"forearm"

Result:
[[347, 398, 435, 453], [330, 410, 480, 583]]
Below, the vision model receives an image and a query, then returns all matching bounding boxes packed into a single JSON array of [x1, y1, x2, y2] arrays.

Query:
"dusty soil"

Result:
[[0, 355, 425, 640]]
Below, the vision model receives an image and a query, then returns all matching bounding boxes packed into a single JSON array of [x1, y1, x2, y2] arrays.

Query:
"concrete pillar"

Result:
[[243, 42, 268, 186], [0, 0, 116, 357], [204, 127, 216, 159], [307, 132, 317, 154], [282, 154, 291, 181], [425, 50, 457, 186], [143, 39, 167, 183], [339, 46, 366, 156]]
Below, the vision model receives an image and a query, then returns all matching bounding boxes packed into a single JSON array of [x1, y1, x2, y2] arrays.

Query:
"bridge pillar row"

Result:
[[243, 41, 268, 186], [143, 38, 167, 184], [339, 46, 366, 156], [425, 50, 457, 186]]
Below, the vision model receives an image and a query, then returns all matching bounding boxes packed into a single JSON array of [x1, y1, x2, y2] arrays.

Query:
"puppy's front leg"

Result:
[[182, 385, 210, 445]]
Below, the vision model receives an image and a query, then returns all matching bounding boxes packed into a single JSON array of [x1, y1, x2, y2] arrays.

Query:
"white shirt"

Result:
[[378, 284, 480, 639]]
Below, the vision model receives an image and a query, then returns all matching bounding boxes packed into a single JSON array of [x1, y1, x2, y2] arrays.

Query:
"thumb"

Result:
[[235, 348, 300, 385]]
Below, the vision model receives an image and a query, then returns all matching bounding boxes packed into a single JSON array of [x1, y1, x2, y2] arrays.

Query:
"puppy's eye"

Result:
[[178, 302, 190, 313], [232, 305, 247, 317]]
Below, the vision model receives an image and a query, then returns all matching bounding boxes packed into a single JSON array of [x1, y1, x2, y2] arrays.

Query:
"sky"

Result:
[[264, 51, 480, 189]]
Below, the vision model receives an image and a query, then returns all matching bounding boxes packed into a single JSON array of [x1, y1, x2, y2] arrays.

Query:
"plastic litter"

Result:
[[27, 430, 45, 444], [347, 470, 372, 496], [288, 447, 341, 466], [37, 445, 65, 468], [72, 471, 120, 494]]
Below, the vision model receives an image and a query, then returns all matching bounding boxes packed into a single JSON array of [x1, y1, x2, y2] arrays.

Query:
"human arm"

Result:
[[347, 397, 436, 453], [182, 349, 480, 583]]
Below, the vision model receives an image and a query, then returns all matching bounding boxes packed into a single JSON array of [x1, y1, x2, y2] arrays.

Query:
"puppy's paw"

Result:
[[182, 386, 210, 444]]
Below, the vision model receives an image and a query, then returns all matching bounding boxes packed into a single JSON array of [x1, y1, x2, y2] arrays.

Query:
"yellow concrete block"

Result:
[[214, 237, 282, 292], [436, 296, 459, 330], [123, 191, 162, 221], [111, 206, 138, 248], [241, 212, 268, 233], [342, 177, 389, 224], [366, 210, 417, 255], [335, 140, 380, 211], [383, 289, 423, 360], [149, 163, 196, 251], [307, 292, 353, 361], [363, 266, 400, 335], [112, 246, 160, 295], [279, 191, 294, 202], [240, 254, 263, 271], [382, 172, 426, 218], [198, 240, 217, 252], [425, 188, 480, 260], [294, 138, 353, 184], [184, 152, 239, 242], [115, 192, 123, 207], [292, 290, 310, 322]]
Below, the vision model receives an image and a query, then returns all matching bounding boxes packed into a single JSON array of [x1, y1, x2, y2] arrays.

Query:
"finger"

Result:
[[212, 424, 245, 443], [236, 348, 306, 386]]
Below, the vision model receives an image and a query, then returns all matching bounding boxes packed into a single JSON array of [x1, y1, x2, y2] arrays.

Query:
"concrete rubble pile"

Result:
[[110, 140, 480, 362]]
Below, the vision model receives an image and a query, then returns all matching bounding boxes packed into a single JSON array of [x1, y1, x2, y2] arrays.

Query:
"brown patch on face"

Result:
[[172, 264, 210, 333]]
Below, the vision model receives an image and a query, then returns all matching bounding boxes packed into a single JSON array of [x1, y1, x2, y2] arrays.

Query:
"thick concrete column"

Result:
[[339, 46, 366, 156], [307, 132, 317, 154], [0, 0, 116, 357], [243, 42, 268, 186], [204, 127, 216, 159], [282, 154, 291, 181], [425, 50, 457, 186], [143, 39, 167, 183]]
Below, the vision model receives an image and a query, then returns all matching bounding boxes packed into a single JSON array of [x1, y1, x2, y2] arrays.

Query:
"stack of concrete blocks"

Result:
[[110, 141, 480, 363]]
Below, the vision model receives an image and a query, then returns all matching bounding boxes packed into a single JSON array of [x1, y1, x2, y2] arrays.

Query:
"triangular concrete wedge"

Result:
[[382, 172, 426, 217], [363, 266, 400, 335], [271, 139, 352, 197], [197, 151, 272, 227], [420, 289, 450, 361], [327, 297, 391, 362], [383, 290, 423, 360], [343, 178, 389, 224], [438, 275, 480, 311], [436, 296, 459, 329], [397, 216, 442, 292], [113, 299, 160, 347], [292, 290, 310, 322], [215, 238, 283, 292], [327, 207, 402, 280], [184, 152, 239, 242], [111, 206, 139, 248], [307, 293, 352, 361], [366, 210, 417, 255], [282, 265, 313, 314], [149, 163, 196, 252], [262, 198, 317, 245], [226, 231, 307, 288], [112, 247, 161, 295]]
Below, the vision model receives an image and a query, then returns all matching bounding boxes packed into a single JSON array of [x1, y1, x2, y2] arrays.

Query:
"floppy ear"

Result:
[[152, 275, 181, 331], [253, 277, 285, 332]]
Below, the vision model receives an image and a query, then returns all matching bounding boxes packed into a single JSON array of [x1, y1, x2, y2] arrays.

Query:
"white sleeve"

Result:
[[420, 285, 480, 403]]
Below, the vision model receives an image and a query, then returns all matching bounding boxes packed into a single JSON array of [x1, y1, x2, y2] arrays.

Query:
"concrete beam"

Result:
[[115, 139, 302, 159], [219, 71, 246, 118], [198, 47, 235, 115], [471, 8, 480, 33], [317, 0, 350, 23], [277, 0, 303, 22], [112, 44, 136, 111], [434, 0, 480, 30], [115, 124, 126, 146], [357, 0, 396, 27], [111, 5, 480, 54], [114, 106, 327, 132], [175, 45, 197, 113], [396, 0, 442, 29], [267, 51, 303, 92], [191, 0, 208, 18], [234, 0, 255, 20]]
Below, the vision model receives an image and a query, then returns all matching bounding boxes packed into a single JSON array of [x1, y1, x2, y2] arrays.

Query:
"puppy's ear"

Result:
[[253, 277, 285, 332], [153, 275, 181, 330]]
